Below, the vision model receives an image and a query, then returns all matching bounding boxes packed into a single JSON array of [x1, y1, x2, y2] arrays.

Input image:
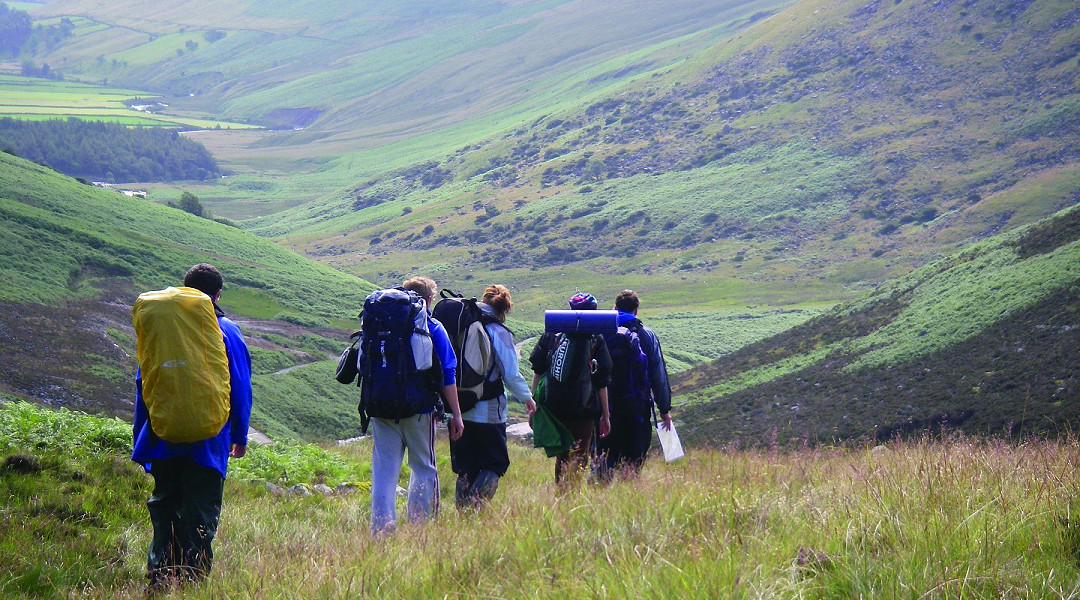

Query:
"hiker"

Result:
[[131, 263, 253, 591], [367, 276, 464, 535], [449, 284, 537, 510], [596, 289, 673, 479], [529, 292, 612, 488]]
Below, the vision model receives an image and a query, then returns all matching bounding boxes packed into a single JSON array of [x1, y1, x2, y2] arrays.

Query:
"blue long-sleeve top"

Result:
[[460, 302, 533, 424], [429, 316, 458, 387], [617, 310, 672, 415], [132, 314, 253, 479]]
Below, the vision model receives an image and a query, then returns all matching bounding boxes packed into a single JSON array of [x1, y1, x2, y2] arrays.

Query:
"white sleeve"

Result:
[[487, 323, 533, 403]]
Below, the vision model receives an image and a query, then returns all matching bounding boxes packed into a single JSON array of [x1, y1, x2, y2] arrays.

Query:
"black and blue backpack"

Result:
[[357, 288, 443, 433], [431, 289, 504, 413], [602, 325, 651, 419]]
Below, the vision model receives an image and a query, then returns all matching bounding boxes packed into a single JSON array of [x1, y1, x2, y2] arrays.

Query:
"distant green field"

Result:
[[0, 75, 258, 129]]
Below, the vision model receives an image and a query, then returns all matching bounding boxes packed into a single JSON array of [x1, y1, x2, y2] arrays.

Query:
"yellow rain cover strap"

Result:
[[133, 286, 231, 443]]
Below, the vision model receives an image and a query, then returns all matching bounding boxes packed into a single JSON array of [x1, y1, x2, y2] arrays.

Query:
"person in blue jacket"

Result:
[[369, 276, 464, 536], [132, 263, 252, 591], [599, 289, 673, 476]]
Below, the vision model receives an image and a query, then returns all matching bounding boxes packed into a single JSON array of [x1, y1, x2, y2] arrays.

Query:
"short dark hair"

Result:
[[614, 289, 639, 313], [184, 263, 224, 297]]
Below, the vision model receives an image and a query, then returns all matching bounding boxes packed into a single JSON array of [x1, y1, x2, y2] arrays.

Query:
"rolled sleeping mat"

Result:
[[544, 309, 619, 334]]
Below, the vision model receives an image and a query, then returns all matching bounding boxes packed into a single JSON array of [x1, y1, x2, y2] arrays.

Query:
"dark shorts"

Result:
[[450, 421, 509, 476]]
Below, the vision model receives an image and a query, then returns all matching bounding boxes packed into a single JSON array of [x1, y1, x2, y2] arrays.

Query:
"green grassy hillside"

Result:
[[233, 0, 1080, 315], [0, 151, 380, 434], [673, 204, 1080, 446], [0, 151, 374, 313], [5, 400, 1080, 599]]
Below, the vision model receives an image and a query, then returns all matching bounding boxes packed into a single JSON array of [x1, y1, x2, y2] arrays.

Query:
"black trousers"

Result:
[[596, 416, 653, 475], [146, 456, 225, 582]]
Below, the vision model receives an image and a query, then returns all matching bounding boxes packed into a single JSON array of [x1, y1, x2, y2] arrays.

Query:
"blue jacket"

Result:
[[617, 311, 672, 415], [132, 313, 253, 479], [430, 316, 458, 388]]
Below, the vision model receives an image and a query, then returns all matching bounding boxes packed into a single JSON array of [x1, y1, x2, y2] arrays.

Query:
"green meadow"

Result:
[[0, 75, 258, 129], [4, 400, 1080, 599]]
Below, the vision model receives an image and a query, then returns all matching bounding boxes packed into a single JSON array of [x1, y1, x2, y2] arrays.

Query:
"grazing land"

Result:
[[0, 75, 257, 129]]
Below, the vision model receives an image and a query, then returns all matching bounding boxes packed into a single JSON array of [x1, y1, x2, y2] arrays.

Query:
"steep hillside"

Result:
[[252, 0, 1080, 310], [672, 204, 1080, 446], [0, 152, 377, 435]]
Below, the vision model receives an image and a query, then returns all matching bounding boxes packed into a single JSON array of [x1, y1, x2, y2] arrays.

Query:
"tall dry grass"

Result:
[[75, 435, 1080, 599]]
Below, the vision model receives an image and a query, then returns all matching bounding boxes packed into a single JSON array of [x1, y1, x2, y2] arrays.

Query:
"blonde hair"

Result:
[[402, 276, 437, 301], [482, 284, 513, 321]]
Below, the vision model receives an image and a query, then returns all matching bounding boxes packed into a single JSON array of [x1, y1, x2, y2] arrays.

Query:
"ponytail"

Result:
[[482, 284, 513, 321]]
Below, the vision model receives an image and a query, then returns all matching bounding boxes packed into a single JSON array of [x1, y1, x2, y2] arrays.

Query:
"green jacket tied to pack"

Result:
[[132, 286, 231, 443]]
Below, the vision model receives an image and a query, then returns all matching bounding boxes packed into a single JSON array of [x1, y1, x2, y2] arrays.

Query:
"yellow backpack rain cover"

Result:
[[132, 286, 231, 443]]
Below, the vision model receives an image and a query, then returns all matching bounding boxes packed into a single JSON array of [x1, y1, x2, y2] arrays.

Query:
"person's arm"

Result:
[[442, 383, 464, 441], [597, 387, 610, 438], [133, 369, 147, 441], [429, 318, 463, 439], [221, 317, 252, 458], [489, 324, 535, 415], [641, 327, 673, 428], [591, 335, 613, 389]]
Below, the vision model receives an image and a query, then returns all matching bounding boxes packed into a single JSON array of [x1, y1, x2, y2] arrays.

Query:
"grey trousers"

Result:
[[369, 413, 439, 534]]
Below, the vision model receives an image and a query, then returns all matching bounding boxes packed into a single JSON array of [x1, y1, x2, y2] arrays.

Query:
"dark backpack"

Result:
[[357, 288, 443, 433], [539, 332, 597, 416], [431, 289, 504, 412], [602, 326, 651, 418]]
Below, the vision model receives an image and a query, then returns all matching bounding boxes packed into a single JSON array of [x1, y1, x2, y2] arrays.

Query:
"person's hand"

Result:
[[660, 412, 673, 431], [449, 414, 465, 441], [230, 444, 247, 458], [525, 398, 537, 416], [598, 415, 611, 438]]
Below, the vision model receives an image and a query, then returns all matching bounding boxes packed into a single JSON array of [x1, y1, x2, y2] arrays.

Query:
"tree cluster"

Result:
[[0, 118, 222, 182], [0, 3, 73, 57]]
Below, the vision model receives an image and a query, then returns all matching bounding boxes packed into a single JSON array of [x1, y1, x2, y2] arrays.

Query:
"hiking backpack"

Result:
[[431, 289, 504, 412], [602, 326, 652, 418], [357, 288, 443, 433], [538, 332, 597, 416], [132, 286, 231, 443]]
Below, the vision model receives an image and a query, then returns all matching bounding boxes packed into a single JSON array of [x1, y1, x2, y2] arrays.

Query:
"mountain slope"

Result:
[[0, 152, 377, 434], [30, 0, 785, 155], [672, 204, 1080, 446], [243, 0, 1080, 310]]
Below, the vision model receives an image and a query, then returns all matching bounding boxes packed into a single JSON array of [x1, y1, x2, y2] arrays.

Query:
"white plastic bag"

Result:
[[656, 422, 685, 462]]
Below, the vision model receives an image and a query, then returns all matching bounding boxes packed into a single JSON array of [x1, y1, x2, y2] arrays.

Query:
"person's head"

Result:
[[614, 289, 640, 314], [482, 284, 513, 321], [568, 292, 597, 311], [184, 263, 223, 300], [402, 276, 437, 307]]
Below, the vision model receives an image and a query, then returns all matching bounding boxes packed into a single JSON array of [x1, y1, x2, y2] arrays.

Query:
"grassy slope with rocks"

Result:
[[673, 204, 1080, 446], [247, 0, 1080, 313], [5, 399, 1080, 599]]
